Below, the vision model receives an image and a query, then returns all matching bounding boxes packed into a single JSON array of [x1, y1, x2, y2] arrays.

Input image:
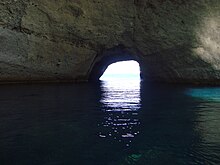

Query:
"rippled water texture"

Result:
[[0, 79, 219, 165]]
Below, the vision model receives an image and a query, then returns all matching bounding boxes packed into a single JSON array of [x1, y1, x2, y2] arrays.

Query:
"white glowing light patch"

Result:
[[194, 16, 220, 69], [100, 60, 140, 80]]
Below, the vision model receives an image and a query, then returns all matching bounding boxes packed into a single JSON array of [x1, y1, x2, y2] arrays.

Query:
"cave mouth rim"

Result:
[[99, 60, 141, 81], [88, 45, 142, 82]]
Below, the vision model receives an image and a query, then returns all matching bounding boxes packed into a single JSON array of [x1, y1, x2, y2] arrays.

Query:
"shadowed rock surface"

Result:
[[0, 0, 219, 84]]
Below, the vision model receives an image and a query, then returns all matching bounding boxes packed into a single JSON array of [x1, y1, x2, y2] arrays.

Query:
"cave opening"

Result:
[[99, 60, 141, 81], [88, 46, 142, 82]]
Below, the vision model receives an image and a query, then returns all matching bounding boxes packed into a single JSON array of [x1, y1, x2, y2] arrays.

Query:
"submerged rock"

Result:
[[0, 0, 219, 84]]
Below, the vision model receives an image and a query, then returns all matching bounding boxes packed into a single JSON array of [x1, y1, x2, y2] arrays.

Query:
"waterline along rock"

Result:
[[0, 0, 219, 84]]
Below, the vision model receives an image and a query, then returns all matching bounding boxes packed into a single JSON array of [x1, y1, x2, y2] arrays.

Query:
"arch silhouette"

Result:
[[89, 46, 143, 81]]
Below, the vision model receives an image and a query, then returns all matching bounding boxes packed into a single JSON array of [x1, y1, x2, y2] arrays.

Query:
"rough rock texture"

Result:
[[0, 0, 220, 84]]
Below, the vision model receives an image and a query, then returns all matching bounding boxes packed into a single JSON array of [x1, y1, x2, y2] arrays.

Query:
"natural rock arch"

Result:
[[87, 45, 216, 84], [0, 0, 219, 84], [88, 46, 142, 81]]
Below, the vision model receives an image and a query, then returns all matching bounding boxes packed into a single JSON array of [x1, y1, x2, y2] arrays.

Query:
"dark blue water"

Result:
[[0, 78, 220, 165]]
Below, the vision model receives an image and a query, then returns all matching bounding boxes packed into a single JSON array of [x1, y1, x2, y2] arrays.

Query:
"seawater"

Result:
[[0, 78, 220, 165]]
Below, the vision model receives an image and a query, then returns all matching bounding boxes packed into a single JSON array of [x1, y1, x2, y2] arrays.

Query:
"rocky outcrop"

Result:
[[0, 0, 219, 84]]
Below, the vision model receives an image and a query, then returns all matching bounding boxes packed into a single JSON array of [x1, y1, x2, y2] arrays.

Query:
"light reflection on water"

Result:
[[186, 87, 220, 154], [98, 78, 141, 146], [186, 87, 220, 101], [0, 82, 220, 164]]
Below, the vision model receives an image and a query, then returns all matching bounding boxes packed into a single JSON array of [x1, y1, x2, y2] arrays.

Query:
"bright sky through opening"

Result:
[[100, 60, 140, 80]]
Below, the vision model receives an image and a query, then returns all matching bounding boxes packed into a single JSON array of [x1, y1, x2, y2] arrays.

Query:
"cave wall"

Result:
[[0, 0, 219, 84]]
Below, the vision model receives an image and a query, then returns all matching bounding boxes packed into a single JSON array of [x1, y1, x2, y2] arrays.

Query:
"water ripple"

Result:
[[98, 79, 141, 147]]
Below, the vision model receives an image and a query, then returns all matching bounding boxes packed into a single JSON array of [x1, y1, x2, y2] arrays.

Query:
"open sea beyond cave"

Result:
[[0, 77, 220, 165]]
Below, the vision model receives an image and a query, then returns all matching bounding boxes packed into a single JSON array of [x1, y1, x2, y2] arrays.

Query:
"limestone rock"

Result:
[[0, 0, 219, 84]]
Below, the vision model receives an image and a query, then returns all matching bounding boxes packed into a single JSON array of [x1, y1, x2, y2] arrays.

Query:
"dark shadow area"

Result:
[[0, 82, 219, 164]]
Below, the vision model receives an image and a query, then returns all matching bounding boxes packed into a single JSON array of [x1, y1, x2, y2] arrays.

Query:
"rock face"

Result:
[[0, 0, 220, 84]]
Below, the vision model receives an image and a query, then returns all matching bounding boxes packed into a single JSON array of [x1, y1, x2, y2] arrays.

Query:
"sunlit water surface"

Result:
[[0, 77, 220, 165]]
